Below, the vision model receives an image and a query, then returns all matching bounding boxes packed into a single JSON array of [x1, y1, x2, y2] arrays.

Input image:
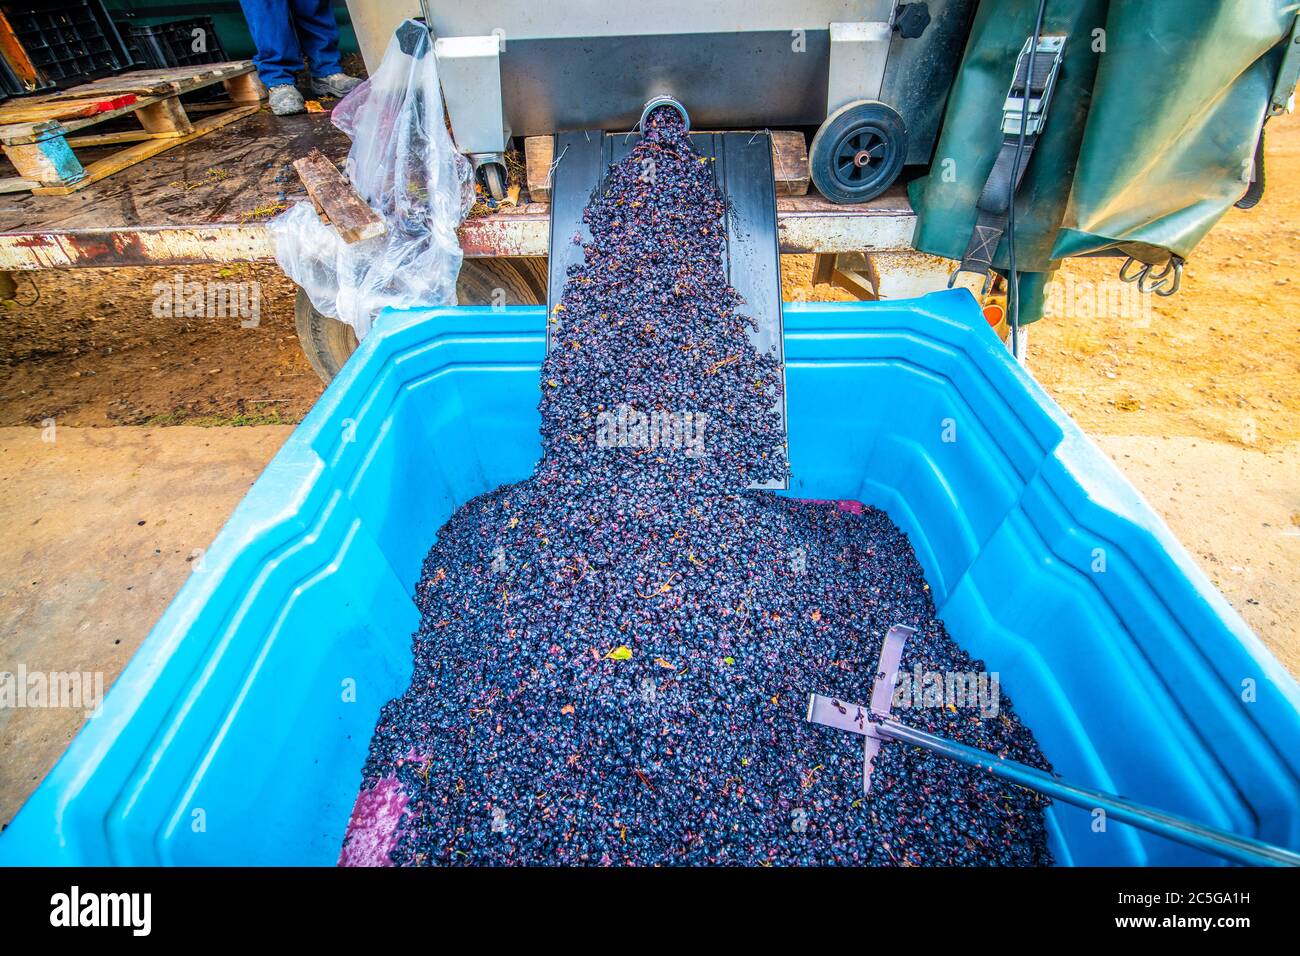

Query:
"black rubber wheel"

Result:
[[481, 162, 508, 201], [809, 100, 907, 205], [295, 257, 547, 384]]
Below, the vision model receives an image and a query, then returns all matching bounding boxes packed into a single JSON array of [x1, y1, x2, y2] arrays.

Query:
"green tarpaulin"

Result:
[[909, 0, 1298, 322]]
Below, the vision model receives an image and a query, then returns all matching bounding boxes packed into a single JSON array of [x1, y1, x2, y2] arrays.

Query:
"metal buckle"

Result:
[[1001, 35, 1067, 138], [948, 266, 995, 296]]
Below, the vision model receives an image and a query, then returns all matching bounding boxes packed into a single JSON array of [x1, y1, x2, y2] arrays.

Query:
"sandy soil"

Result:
[[1091, 435, 1299, 676], [0, 425, 293, 827], [0, 263, 317, 426]]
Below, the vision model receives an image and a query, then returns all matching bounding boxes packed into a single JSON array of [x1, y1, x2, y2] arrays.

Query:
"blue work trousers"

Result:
[[240, 0, 344, 88]]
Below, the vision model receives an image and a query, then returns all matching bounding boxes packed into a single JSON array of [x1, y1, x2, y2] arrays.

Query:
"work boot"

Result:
[[311, 73, 363, 98], [268, 84, 305, 116]]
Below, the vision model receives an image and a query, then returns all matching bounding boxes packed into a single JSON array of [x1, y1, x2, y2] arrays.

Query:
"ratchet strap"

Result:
[[954, 35, 1066, 284]]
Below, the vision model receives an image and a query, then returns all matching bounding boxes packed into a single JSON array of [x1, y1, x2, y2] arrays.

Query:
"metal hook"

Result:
[[1118, 256, 1149, 284], [1152, 257, 1183, 297], [1138, 258, 1173, 294], [947, 267, 995, 296], [1119, 254, 1183, 297]]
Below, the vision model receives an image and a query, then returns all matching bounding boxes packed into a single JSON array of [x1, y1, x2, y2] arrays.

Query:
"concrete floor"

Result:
[[1, 423, 1295, 829], [0, 425, 292, 828]]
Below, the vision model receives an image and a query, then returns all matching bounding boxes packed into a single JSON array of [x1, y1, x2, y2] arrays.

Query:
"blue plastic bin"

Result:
[[4, 291, 1299, 866]]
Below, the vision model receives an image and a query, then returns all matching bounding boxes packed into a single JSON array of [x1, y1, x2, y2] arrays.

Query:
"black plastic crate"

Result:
[[0, 50, 25, 101], [0, 0, 132, 88], [122, 16, 227, 70]]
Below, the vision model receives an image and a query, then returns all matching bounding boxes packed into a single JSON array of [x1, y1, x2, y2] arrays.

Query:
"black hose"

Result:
[[1007, 0, 1050, 358]]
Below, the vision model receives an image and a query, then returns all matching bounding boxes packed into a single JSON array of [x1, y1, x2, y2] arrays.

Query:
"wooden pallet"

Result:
[[0, 61, 266, 196]]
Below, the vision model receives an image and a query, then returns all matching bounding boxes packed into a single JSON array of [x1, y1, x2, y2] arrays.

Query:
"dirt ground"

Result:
[[0, 263, 317, 427], [0, 111, 1297, 830], [0, 425, 293, 826]]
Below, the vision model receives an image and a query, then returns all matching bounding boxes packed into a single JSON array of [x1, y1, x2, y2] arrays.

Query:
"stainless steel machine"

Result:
[[345, 0, 975, 203]]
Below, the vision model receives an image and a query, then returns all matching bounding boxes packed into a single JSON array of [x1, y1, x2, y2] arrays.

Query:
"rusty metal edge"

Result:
[[0, 225, 272, 269], [0, 204, 917, 270]]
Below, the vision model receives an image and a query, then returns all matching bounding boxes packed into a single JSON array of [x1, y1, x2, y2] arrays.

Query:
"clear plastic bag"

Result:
[[269, 19, 474, 340]]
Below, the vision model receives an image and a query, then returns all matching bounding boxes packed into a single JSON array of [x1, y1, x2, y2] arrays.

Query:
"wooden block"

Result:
[[1, 135, 84, 186], [524, 134, 554, 202], [223, 71, 268, 104], [135, 96, 193, 135], [811, 252, 836, 286], [770, 130, 809, 197], [292, 148, 386, 244]]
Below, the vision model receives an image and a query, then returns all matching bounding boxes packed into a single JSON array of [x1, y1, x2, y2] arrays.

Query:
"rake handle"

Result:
[[877, 717, 1300, 868]]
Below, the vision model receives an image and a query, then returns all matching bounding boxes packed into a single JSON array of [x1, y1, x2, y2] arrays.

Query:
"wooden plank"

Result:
[[0, 10, 43, 91], [0, 62, 255, 118], [50, 61, 252, 99], [292, 148, 385, 243], [0, 175, 39, 194], [106, 62, 247, 83], [134, 64, 250, 97], [64, 129, 179, 148], [0, 93, 139, 125], [30, 104, 261, 196], [524, 134, 553, 202], [770, 130, 809, 197], [181, 102, 238, 114], [41, 96, 173, 140], [0, 120, 58, 143], [0, 94, 183, 145]]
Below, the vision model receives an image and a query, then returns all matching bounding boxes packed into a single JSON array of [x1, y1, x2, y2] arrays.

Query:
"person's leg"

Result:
[[288, 0, 344, 78], [238, 0, 304, 89]]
